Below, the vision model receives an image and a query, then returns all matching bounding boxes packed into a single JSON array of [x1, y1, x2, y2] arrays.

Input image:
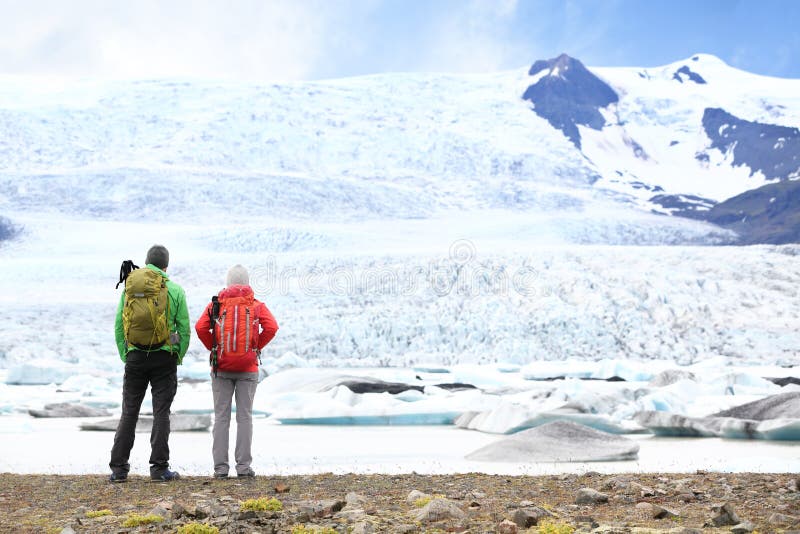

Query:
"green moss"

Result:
[[414, 494, 445, 507], [121, 513, 164, 527], [85, 509, 113, 518], [176, 523, 220, 534], [537, 520, 574, 534], [240, 497, 283, 512], [290, 526, 338, 534]]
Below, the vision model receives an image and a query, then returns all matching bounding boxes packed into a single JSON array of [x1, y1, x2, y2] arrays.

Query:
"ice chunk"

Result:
[[720, 418, 800, 440], [465, 421, 639, 462], [6, 360, 78, 385], [264, 351, 317, 375], [28, 402, 111, 418], [648, 369, 697, 387], [80, 414, 211, 432], [57, 374, 114, 396]]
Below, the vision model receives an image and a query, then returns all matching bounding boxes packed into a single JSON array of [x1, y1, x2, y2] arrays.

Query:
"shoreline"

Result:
[[1, 472, 797, 533]]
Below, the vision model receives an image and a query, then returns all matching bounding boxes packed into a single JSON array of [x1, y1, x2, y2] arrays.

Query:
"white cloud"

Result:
[[419, 0, 526, 73], [0, 0, 356, 80]]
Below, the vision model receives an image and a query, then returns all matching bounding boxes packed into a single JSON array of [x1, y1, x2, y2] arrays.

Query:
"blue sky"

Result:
[[0, 0, 797, 80]]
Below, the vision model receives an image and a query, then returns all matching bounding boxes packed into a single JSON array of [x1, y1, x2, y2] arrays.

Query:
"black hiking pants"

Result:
[[109, 349, 178, 477]]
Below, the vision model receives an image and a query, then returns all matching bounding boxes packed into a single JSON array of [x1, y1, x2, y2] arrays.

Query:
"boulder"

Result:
[[466, 421, 639, 462], [731, 521, 755, 533], [512, 506, 552, 527], [29, 402, 111, 418], [708, 503, 740, 527], [296, 499, 346, 519], [406, 490, 430, 504], [412, 498, 466, 523], [575, 488, 608, 505]]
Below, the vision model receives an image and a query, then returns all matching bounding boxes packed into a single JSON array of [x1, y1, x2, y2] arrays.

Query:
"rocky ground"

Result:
[[0, 472, 798, 533]]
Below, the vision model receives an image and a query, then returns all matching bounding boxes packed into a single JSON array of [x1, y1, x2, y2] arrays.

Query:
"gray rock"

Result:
[[59, 528, 76, 534], [465, 421, 639, 462], [351, 521, 375, 534], [648, 369, 696, 387], [406, 490, 430, 504], [512, 506, 552, 528], [29, 402, 111, 418], [498, 519, 518, 533], [79, 413, 211, 432], [769, 512, 799, 524], [412, 498, 466, 523], [296, 499, 346, 519], [576, 488, 608, 505], [709, 502, 740, 526], [731, 521, 755, 533], [345, 492, 368, 507], [651, 505, 680, 520], [335, 508, 367, 521]]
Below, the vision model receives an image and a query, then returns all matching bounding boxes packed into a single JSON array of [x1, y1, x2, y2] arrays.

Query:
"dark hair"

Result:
[[145, 244, 169, 270]]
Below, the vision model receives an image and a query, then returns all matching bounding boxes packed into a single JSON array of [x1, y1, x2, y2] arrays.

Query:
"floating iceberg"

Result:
[[80, 414, 211, 432], [465, 421, 639, 462], [635, 392, 800, 440], [6, 360, 79, 385]]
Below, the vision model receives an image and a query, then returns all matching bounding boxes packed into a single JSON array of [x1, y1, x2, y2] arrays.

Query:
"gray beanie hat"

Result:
[[145, 244, 169, 270], [226, 264, 250, 286]]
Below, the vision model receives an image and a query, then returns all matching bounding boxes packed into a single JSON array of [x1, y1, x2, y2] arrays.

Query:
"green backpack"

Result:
[[122, 267, 170, 349]]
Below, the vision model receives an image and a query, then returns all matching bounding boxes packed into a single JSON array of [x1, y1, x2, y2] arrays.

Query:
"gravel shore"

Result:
[[0, 472, 798, 533]]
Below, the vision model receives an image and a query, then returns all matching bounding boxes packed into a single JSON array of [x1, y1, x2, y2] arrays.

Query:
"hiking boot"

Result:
[[213, 472, 229, 479], [237, 468, 255, 478], [151, 469, 180, 482], [109, 472, 128, 483]]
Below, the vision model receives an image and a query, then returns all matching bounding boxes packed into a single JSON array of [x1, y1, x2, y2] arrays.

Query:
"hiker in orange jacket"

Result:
[[195, 265, 278, 478]]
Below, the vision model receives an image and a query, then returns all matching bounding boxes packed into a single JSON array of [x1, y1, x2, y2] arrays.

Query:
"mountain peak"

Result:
[[523, 54, 618, 148], [528, 53, 583, 77]]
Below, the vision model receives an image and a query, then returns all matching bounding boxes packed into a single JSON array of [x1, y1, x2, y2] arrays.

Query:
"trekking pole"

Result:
[[209, 296, 220, 377]]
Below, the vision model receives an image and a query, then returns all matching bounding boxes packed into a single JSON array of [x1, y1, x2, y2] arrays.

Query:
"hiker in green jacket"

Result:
[[109, 244, 191, 483]]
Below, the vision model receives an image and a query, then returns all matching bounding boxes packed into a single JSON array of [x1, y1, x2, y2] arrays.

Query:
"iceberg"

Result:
[[635, 392, 800, 440], [465, 421, 639, 462], [6, 360, 79, 385], [28, 402, 111, 418], [80, 414, 211, 432]]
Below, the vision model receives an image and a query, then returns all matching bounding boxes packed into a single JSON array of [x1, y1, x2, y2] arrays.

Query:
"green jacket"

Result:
[[114, 264, 191, 364]]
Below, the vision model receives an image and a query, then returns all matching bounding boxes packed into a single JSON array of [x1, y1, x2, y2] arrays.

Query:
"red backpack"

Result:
[[213, 289, 261, 372]]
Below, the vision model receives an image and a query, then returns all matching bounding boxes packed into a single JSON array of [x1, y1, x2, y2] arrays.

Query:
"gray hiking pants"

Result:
[[211, 372, 258, 476]]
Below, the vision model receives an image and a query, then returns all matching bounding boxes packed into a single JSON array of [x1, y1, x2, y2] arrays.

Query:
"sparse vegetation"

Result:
[[414, 493, 445, 507], [176, 523, 220, 534], [0, 473, 792, 533], [290, 526, 338, 534], [240, 497, 283, 512], [121, 513, 164, 527], [537, 519, 575, 534], [85, 509, 113, 518]]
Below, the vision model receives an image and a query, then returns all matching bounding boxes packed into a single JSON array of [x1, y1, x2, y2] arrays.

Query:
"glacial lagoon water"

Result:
[[1, 416, 798, 476]]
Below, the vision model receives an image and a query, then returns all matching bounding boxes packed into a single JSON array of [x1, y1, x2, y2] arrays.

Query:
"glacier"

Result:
[[0, 54, 798, 473]]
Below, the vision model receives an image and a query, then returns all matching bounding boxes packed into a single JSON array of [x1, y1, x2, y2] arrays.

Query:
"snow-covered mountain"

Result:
[[0, 52, 797, 244]]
